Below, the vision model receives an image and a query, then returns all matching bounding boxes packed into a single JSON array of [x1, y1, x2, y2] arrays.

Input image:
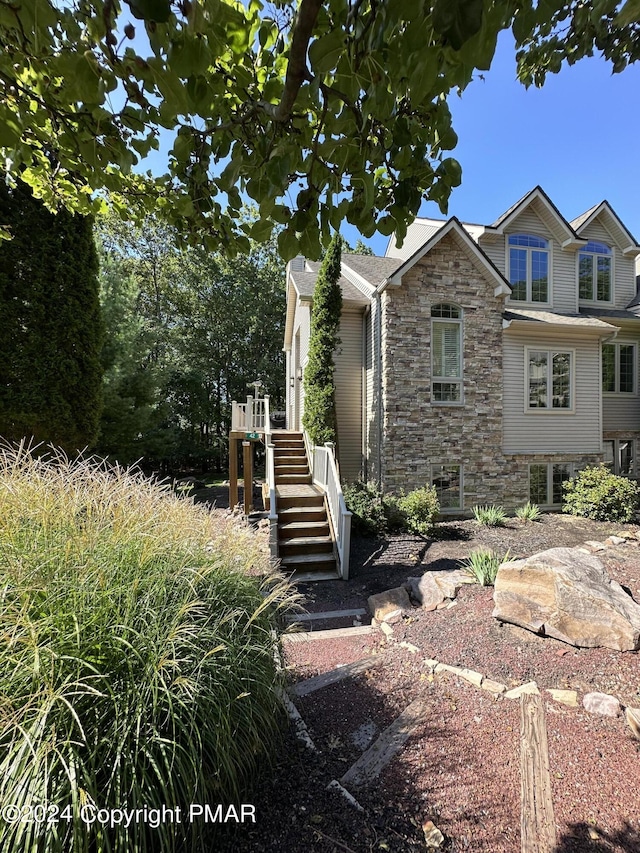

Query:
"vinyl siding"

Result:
[[602, 332, 640, 430], [503, 331, 602, 453], [334, 310, 364, 482]]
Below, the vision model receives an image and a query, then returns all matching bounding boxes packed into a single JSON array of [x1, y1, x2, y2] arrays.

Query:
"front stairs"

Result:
[[272, 431, 339, 581]]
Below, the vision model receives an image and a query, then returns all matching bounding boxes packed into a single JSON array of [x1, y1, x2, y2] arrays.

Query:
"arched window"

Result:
[[431, 303, 462, 403], [508, 234, 549, 303], [579, 240, 612, 302]]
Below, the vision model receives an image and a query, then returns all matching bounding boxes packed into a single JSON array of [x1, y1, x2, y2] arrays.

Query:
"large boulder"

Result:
[[493, 547, 640, 651]]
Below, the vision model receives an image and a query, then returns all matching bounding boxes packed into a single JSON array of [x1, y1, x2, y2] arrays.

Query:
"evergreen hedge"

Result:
[[0, 178, 103, 451], [302, 235, 342, 445]]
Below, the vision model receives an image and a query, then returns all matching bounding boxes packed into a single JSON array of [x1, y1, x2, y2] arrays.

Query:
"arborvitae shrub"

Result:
[[302, 235, 342, 445], [0, 178, 103, 451]]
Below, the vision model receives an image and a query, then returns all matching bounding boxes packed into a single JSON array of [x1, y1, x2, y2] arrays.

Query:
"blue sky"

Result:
[[359, 31, 640, 256]]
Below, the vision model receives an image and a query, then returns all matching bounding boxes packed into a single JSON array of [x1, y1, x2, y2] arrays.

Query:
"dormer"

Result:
[[571, 202, 640, 311]]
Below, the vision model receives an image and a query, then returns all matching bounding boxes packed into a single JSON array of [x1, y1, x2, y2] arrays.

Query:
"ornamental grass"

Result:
[[0, 442, 297, 853]]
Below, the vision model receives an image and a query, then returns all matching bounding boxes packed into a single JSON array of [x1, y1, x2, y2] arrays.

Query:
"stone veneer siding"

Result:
[[378, 233, 605, 511], [380, 233, 507, 507]]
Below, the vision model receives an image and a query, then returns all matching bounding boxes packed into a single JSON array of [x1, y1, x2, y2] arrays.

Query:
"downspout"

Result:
[[375, 289, 383, 488]]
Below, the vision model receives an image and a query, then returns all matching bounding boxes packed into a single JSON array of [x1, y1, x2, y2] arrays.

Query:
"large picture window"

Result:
[[602, 342, 635, 394], [579, 241, 612, 302], [527, 349, 572, 410], [508, 234, 549, 303], [431, 303, 462, 403]]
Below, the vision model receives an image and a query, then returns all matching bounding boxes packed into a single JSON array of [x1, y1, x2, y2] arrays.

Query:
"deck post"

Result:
[[229, 435, 239, 508], [243, 440, 254, 515]]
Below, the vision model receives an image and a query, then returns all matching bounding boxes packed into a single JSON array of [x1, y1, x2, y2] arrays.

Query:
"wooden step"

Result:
[[279, 536, 334, 557], [278, 505, 328, 523], [275, 473, 312, 485], [274, 464, 309, 476], [274, 452, 307, 463], [280, 552, 337, 573], [278, 520, 330, 539]]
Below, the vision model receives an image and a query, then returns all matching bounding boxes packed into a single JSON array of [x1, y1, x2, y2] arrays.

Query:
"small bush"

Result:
[[0, 442, 297, 853], [381, 492, 406, 533], [562, 465, 640, 522], [343, 480, 388, 535], [472, 504, 507, 527], [515, 501, 542, 522], [460, 549, 510, 586], [397, 486, 440, 535]]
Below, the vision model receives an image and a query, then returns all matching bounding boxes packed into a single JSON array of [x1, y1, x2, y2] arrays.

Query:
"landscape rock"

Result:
[[433, 569, 473, 598], [422, 820, 445, 849], [504, 681, 540, 700], [482, 678, 507, 695], [546, 689, 578, 708], [625, 707, 640, 740], [493, 547, 640, 651], [404, 574, 445, 611], [584, 540, 608, 551], [368, 587, 412, 623], [605, 535, 626, 546], [583, 692, 620, 717]]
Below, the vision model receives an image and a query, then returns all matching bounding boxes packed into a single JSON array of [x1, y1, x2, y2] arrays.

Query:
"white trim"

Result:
[[524, 346, 575, 414]]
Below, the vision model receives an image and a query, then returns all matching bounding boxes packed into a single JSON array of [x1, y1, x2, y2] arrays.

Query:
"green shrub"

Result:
[[343, 480, 388, 535], [397, 486, 440, 535], [0, 442, 296, 853], [460, 549, 509, 586], [515, 501, 542, 522], [472, 504, 507, 527], [562, 465, 640, 522]]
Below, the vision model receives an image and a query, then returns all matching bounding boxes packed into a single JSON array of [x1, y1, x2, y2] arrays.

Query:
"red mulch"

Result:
[[214, 515, 640, 853]]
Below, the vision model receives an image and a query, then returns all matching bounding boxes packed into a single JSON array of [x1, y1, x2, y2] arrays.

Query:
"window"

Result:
[[431, 303, 462, 403], [431, 464, 461, 510], [508, 234, 549, 303], [529, 463, 572, 506], [604, 439, 635, 476], [602, 342, 635, 393], [579, 241, 612, 302], [527, 349, 572, 409]]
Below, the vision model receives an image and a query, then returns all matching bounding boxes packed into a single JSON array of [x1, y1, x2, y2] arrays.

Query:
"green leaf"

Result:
[[309, 29, 345, 74], [615, 0, 640, 25], [432, 0, 484, 50], [277, 228, 299, 263], [125, 0, 171, 23]]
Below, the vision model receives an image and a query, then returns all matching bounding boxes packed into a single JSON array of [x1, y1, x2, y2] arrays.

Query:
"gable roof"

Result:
[[483, 186, 581, 248], [383, 217, 511, 298], [569, 201, 640, 256]]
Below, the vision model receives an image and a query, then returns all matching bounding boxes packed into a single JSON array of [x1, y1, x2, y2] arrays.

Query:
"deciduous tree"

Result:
[[2, 0, 638, 258]]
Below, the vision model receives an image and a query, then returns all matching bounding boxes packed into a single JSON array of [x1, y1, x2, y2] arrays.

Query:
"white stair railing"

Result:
[[303, 432, 351, 580], [263, 396, 277, 521], [231, 396, 268, 432]]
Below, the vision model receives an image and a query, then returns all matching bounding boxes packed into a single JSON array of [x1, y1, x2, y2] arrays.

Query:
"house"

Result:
[[284, 187, 640, 513]]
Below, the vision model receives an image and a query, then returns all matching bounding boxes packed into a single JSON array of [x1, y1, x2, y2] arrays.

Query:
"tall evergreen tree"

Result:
[[302, 235, 342, 446], [0, 179, 103, 451]]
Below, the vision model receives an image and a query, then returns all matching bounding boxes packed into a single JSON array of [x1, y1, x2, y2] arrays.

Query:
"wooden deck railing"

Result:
[[231, 396, 269, 432]]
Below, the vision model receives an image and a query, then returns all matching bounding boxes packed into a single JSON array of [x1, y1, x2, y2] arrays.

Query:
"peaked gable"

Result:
[[570, 201, 640, 257], [384, 217, 511, 298], [483, 186, 581, 248]]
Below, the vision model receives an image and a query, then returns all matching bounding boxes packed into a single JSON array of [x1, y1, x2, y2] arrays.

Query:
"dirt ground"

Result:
[[214, 513, 640, 853]]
